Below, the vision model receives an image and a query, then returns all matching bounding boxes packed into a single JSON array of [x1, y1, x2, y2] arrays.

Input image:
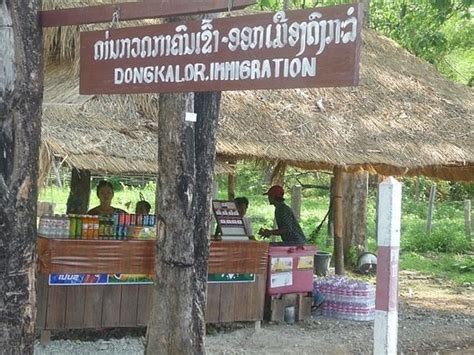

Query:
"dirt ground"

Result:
[[205, 270, 474, 354]]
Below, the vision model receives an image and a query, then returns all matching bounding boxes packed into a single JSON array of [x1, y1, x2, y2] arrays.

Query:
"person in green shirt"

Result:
[[259, 185, 307, 245]]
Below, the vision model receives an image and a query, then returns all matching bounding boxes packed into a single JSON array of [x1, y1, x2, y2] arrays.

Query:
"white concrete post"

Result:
[[374, 177, 402, 355]]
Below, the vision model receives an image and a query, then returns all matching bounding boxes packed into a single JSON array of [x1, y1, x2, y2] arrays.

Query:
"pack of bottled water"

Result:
[[314, 275, 375, 321]]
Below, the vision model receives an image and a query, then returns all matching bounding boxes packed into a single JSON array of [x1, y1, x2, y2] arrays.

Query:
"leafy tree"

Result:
[[369, 1, 472, 64], [256, 0, 474, 84]]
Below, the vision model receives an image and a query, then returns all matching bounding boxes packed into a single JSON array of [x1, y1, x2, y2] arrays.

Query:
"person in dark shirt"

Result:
[[135, 200, 151, 215], [259, 185, 307, 245], [234, 196, 254, 237]]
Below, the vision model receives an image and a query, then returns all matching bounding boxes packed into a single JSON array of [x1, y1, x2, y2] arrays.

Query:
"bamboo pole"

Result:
[[333, 166, 345, 275]]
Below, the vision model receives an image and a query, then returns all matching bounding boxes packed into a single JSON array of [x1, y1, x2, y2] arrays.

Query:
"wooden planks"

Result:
[[40, 0, 256, 27], [83, 286, 104, 328], [218, 283, 236, 323], [65, 286, 86, 328], [232, 282, 254, 322], [39, 275, 267, 330], [206, 273, 267, 323], [102, 286, 122, 327], [206, 283, 221, 323], [120, 285, 139, 326], [137, 285, 152, 326], [36, 275, 49, 329], [46, 286, 67, 329]]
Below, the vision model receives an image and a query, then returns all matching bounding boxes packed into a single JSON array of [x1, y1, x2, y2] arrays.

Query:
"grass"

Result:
[[400, 252, 474, 285]]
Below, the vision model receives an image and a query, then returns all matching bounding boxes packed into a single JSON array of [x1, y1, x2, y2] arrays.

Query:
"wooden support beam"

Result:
[[40, 0, 256, 27], [333, 166, 345, 275], [228, 173, 236, 200]]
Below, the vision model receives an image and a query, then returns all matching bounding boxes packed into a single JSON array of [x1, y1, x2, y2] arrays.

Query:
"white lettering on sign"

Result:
[[80, 4, 363, 93], [93, 8, 357, 62], [113, 57, 316, 85]]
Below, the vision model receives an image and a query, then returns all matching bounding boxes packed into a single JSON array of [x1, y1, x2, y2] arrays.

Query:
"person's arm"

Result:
[[259, 227, 288, 237]]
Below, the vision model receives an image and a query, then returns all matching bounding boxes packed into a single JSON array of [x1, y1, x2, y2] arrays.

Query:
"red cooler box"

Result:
[[266, 244, 317, 295]]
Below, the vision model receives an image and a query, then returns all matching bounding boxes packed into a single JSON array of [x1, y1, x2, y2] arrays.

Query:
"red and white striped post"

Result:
[[374, 177, 402, 355]]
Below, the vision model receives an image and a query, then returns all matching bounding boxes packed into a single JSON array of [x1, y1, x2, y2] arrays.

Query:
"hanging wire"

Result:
[[227, 0, 234, 15], [111, 8, 121, 28]]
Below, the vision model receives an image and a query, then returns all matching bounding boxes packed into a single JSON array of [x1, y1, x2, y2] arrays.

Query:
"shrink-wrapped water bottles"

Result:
[[314, 276, 375, 321]]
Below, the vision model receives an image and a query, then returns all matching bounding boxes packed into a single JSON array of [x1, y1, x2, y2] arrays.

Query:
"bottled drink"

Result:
[[81, 215, 89, 239], [69, 215, 77, 239], [76, 215, 83, 239], [92, 216, 99, 239]]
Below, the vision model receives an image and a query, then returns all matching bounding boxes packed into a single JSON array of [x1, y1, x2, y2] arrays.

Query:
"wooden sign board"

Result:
[[40, 0, 256, 27], [80, 4, 363, 94], [212, 200, 248, 240]]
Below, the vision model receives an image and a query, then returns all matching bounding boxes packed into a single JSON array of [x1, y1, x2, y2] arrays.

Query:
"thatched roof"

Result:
[[41, 2, 473, 181], [217, 29, 473, 180], [42, 67, 233, 176]]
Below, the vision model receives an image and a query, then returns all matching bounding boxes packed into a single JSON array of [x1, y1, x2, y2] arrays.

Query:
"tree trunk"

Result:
[[0, 1, 43, 353], [270, 161, 287, 186], [146, 91, 197, 354], [342, 171, 368, 266], [145, 82, 221, 355], [66, 169, 91, 214], [192, 91, 221, 349]]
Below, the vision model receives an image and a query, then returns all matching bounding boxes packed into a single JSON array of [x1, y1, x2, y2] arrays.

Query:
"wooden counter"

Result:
[[36, 239, 269, 333]]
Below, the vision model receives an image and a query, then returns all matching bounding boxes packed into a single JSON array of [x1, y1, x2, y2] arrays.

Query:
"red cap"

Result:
[[263, 185, 284, 198]]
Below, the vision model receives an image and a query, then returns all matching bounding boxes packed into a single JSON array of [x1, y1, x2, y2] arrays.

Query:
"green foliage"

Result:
[[451, 256, 474, 273], [369, 0, 473, 83], [40, 171, 472, 284], [256, 0, 474, 84]]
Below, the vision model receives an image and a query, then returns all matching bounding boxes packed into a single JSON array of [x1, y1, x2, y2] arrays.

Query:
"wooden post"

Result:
[[327, 177, 334, 247], [374, 177, 402, 355], [426, 184, 437, 234], [228, 172, 236, 200], [291, 185, 302, 221], [66, 168, 91, 214], [333, 166, 345, 275], [414, 177, 420, 202], [465, 200, 472, 244]]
